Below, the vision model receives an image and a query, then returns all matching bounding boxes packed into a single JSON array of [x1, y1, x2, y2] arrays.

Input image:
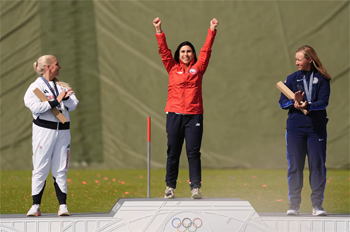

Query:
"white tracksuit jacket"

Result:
[[24, 77, 79, 195]]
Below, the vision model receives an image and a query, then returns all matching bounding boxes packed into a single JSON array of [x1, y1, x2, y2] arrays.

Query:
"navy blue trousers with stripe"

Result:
[[166, 113, 203, 190], [286, 126, 327, 206]]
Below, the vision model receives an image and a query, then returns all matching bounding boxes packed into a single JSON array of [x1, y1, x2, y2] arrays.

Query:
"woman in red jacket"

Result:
[[153, 17, 218, 199]]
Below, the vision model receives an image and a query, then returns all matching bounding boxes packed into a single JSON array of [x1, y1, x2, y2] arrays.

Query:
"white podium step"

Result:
[[109, 198, 270, 231], [0, 198, 349, 232]]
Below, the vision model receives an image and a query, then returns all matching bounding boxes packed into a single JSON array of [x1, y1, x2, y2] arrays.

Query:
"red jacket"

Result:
[[156, 28, 217, 114]]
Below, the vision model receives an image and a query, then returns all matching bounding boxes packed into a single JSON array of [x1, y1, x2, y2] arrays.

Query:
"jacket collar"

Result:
[[179, 58, 195, 70], [301, 68, 318, 79]]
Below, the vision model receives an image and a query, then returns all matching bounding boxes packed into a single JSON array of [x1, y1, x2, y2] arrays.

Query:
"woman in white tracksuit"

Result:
[[24, 55, 79, 216]]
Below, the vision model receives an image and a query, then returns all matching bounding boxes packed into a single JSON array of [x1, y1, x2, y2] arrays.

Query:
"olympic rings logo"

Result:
[[171, 218, 203, 232]]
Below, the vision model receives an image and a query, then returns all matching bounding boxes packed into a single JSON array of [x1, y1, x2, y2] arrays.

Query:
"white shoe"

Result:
[[27, 204, 41, 217], [312, 205, 327, 216], [286, 204, 300, 215], [191, 188, 202, 199], [58, 204, 70, 216], [164, 186, 175, 199]]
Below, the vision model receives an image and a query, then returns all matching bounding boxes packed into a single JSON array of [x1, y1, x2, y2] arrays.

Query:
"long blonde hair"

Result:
[[33, 55, 70, 88], [296, 45, 331, 81]]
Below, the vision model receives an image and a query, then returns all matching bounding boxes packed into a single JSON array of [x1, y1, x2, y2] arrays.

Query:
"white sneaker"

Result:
[[191, 188, 202, 199], [27, 204, 41, 217], [286, 204, 300, 215], [58, 204, 70, 216], [312, 205, 327, 216], [164, 186, 175, 199]]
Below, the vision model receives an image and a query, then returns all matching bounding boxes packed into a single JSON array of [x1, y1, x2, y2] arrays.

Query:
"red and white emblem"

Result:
[[189, 68, 197, 74]]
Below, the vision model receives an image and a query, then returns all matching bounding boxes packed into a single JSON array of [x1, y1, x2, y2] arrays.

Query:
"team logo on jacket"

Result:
[[313, 77, 318, 84], [189, 68, 197, 74]]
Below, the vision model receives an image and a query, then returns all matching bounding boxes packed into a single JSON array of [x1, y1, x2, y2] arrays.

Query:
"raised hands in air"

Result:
[[153, 17, 219, 33]]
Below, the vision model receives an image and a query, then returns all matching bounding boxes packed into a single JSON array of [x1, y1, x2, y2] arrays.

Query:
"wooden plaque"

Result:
[[276, 81, 307, 115], [33, 88, 67, 123]]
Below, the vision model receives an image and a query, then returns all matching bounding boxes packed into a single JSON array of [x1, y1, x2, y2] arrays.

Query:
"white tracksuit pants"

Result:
[[32, 123, 71, 195]]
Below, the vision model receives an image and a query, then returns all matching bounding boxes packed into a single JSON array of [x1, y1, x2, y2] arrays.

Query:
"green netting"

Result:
[[1, 1, 349, 170], [39, 1, 102, 165], [1, 0, 102, 169]]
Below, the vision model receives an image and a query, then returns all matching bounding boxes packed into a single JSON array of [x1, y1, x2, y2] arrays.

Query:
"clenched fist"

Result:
[[210, 18, 219, 31], [153, 17, 162, 33]]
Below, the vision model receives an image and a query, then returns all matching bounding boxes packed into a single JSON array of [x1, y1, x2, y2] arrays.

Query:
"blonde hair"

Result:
[[296, 45, 331, 81], [33, 55, 70, 88]]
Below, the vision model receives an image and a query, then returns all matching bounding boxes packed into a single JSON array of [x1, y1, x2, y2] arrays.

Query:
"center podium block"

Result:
[[109, 198, 271, 232]]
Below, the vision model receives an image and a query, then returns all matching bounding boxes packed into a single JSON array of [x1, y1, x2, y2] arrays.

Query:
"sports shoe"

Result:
[[58, 204, 70, 216], [27, 204, 41, 216], [191, 188, 202, 199], [286, 204, 300, 215], [164, 186, 175, 199], [312, 204, 327, 216]]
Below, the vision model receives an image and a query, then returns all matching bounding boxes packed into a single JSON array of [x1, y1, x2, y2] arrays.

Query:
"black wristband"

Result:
[[48, 99, 59, 109]]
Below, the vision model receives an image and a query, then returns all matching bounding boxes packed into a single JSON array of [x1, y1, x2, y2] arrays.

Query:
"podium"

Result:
[[1, 198, 349, 232]]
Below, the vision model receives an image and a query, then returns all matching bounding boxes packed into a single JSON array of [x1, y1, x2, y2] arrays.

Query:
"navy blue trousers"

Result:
[[166, 113, 203, 189], [286, 126, 327, 206]]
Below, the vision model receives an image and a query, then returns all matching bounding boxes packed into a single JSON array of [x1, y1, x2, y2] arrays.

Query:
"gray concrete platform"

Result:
[[0, 198, 349, 232]]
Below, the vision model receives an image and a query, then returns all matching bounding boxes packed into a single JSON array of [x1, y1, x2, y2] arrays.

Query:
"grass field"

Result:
[[0, 169, 349, 215]]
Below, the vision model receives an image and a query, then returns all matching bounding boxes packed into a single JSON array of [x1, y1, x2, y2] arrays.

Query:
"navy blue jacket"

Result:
[[279, 70, 330, 128]]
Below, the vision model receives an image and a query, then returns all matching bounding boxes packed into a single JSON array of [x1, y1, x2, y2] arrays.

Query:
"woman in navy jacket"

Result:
[[279, 45, 331, 216]]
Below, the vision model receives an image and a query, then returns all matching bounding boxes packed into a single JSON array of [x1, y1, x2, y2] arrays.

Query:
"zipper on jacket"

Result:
[[183, 64, 191, 114], [183, 69, 187, 114]]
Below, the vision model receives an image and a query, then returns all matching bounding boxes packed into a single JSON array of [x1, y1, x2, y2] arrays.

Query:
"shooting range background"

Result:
[[1, 1, 349, 170]]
